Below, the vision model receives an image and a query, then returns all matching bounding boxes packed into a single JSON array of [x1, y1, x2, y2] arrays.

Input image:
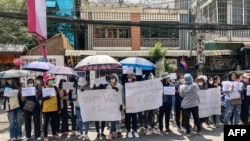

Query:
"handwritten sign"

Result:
[[3, 88, 18, 97], [22, 87, 36, 96], [94, 76, 107, 87], [136, 67, 142, 75], [198, 88, 221, 118], [125, 79, 163, 113], [122, 66, 133, 74], [163, 87, 175, 95], [42, 88, 55, 97], [169, 73, 177, 80], [62, 82, 74, 90], [78, 89, 122, 122]]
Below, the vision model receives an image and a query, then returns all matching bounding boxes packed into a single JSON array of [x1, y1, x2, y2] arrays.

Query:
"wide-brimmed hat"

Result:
[[161, 72, 170, 80], [43, 74, 55, 83], [78, 77, 87, 86], [127, 72, 136, 79], [184, 73, 193, 84], [243, 73, 250, 78]]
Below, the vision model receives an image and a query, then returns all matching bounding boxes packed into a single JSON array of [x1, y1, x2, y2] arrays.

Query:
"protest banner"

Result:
[[94, 76, 108, 87], [163, 87, 175, 95], [198, 88, 221, 118], [3, 88, 19, 97], [62, 82, 74, 90], [78, 89, 122, 122], [125, 79, 163, 113], [22, 87, 36, 96], [42, 88, 55, 97]]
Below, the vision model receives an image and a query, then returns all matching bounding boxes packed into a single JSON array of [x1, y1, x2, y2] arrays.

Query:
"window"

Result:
[[141, 27, 179, 38], [93, 26, 130, 38]]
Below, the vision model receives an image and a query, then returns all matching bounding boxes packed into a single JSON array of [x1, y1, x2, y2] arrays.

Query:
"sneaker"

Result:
[[185, 132, 192, 137], [16, 137, 22, 140], [112, 132, 118, 138], [78, 134, 84, 139], [134, 132, 140, 138], [197, 131, 202, 135], [107, 134, 112, 140], [177, 127, 182, 132], [165, 128, 172, 133], [145, 130, 152, 136], [152, 128, 159, 134], [36, 137, 42, 141], [101, 133, 106, 138], [127, 132, 133, 138], [23, 137, 30, 141]]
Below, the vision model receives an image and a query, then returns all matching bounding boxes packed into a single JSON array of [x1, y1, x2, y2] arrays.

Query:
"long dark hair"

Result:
[[58, 79, 66, 89]]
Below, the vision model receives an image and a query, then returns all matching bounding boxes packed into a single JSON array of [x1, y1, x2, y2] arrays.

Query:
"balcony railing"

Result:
[[93, 38, 131, 47], [141, 38, 179, 48]]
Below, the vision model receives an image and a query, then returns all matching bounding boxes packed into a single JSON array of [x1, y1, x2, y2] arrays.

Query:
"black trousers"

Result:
[[144, 110, 155, 129], [175, 102, 184, 128], [158, 102, 172, 131], [69, 101, 76, 131], [24, 106, 41, 138], [183, 106, 201, 134], [125, 113, 137, 132], [60, 103, 69, 132], [240, 96, 250, 124], [95, 121, 105, 134], [43, 111, 59, 137]]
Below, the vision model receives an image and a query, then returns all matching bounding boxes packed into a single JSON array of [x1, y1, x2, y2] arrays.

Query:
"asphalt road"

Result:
[[0, 97, 224, 141]]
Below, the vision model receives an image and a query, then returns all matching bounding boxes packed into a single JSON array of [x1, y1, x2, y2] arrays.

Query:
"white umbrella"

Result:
[[74, 55, 121, 71], [0, 69, 31, 79], [22, 61, 55, 72], [46, 66, 79, 77]]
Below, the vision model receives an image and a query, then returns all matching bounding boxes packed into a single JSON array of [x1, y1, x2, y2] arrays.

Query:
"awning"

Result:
[[0, 44, 27, 54], [65, 50, 235, 57], [46, 0, 56, 8]]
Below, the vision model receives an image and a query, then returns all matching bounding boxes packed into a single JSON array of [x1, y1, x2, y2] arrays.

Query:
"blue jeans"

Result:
[[224, 99, 241, 125], [76, 107, 89, 135], [110, 121, 118, 134], [7, 108, 23, 139]]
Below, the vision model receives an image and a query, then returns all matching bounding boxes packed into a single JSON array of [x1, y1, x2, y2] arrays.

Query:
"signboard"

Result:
[[22, 87, 36, 96]]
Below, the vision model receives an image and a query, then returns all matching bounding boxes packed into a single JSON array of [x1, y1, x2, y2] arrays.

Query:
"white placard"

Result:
[[163, 87, 175, 95], [122, 66, 133, 74], [62, 82, 74, 90], [78, 89, 122, 122], [3, 88, 19, 97], [125, 79, 163, 113], [42, 88, 56, 97], [94, 76, 107, 87], [198, 88, 221, 118], [22, 87, 36, 96], [169, 73, 177, 80], [135, 67, 142, 75], [247, 85, 250, 96]]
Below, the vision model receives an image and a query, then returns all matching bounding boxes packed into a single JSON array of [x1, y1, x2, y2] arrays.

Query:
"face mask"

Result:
[[36, 80, 40, 85], [110, 78, 116, 83], [209, 81, 213, 85], [128, 78, 133, 82], [243, 78, 249, 83], [48, 80, 55, 86], [27, 83, 34, 87], [198, 82, 203, 86]]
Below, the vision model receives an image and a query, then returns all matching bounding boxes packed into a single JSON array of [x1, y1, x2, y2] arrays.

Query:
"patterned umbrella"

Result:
[[74, 55, 121, 71]]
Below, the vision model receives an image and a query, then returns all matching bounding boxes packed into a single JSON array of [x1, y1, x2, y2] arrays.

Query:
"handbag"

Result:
[[5, 96, 20, 112], [23, 100, 36, 112], [230, 98, 242, 105]]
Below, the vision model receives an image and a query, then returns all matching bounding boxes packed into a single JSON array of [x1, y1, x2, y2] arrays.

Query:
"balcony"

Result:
[[141, 38, 179, 48], [93, 38, 131, 47]]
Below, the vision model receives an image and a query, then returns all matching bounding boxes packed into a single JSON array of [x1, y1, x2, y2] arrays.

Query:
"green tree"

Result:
[[149, 42, 177, 78], [0, 0, 37, 49]]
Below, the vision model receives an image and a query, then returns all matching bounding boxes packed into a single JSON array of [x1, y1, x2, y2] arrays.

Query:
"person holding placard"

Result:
[[22, 78, 41, 141], [106, 73, 124, 140], [240, 73, 250, 125], [3, 78, 23, 141], [41, 74, 61, 141], [180, 74, 201, 136], [124, 72, 140, 139], [58, 79, 69, 136], [159, 72, 174, 134], [222, 71, 242, 125]]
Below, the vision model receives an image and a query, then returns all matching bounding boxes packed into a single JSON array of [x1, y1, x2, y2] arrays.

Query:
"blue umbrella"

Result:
[[119, 57, 156, 70]]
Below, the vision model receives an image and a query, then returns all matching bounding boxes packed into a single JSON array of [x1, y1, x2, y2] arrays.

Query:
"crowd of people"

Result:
[[1, 70, 250, 141]]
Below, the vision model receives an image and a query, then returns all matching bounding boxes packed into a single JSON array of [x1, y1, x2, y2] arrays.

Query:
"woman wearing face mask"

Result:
[[106, 73, 124, 140], [124, 72, 140, 139], [22, 78, 41, 141], [41, 74, 61, 141], [195, 75, 208, 130]]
